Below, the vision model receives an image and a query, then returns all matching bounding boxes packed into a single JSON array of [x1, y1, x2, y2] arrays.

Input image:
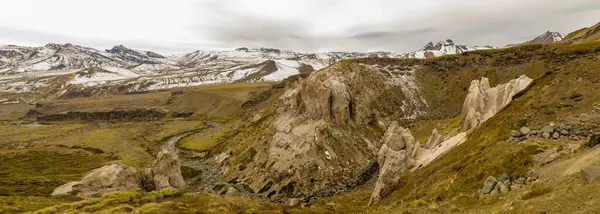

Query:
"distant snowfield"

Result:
[[0, 41, 496, 95]]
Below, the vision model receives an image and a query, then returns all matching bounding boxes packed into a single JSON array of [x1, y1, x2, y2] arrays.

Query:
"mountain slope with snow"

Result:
[[0, 41, 495, 103]]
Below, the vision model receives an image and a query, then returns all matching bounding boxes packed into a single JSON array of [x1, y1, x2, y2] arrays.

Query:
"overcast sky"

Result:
[[1, 0, 599, 54]]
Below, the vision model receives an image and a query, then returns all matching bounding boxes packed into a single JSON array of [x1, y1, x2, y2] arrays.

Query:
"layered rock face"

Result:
[[223, 62, 431, 200], [52, 162, 141, 198], [370, 121, 422, 204], [461, 75, 533, 130]]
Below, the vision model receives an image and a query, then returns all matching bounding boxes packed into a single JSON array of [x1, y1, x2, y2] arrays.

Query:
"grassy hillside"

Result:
[[1, 40, 600, 213], [562, 21, 600, 44]]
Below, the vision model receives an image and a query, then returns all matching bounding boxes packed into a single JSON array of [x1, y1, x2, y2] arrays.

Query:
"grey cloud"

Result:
[[349, 28, 439, 40], [192, 0, 600, 52], [2, 0, 600, 54], [0, 25, 200, 54], [556, 2, 600, 14]]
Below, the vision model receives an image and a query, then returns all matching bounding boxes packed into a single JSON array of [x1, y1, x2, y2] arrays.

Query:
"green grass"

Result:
[[28, 189, 334, 214], [144, 121, 205, 143], [0, 196, 69, 214], [0, 147, 111, 196]]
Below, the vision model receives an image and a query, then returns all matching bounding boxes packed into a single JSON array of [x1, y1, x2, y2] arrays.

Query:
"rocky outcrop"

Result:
[[222, 62, 431, 200], [461, 75, 533, 130], [151, 149, 186, 190], [477, 171, 538, 199], [52, 162, 141, 198], [509, 121, 600, 143], [370, 122, 419, 204], [424, 129, 445, 149]]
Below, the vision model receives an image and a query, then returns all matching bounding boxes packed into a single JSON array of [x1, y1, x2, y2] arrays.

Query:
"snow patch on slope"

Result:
[[262, 60, 301, 81]]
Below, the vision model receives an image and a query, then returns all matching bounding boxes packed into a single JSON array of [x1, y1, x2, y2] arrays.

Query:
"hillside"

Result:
[[0, 36, 599, 213], [562, 22, 600, 44]]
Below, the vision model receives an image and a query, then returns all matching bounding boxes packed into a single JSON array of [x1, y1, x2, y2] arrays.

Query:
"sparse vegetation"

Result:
[[585, 134, 600, 147], [521, 183, 553, 200]]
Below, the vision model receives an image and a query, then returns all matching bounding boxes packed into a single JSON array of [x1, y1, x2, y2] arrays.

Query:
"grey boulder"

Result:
[[581, 166, 600, 184]]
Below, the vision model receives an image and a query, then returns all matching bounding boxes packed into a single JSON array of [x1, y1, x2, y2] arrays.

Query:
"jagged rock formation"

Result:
[[424, 128, 445, 149], [51, 162, 141, 198], [370, 121, 421, 204], [150, 149, 186, 190], [461, 75, 533, 130], [221, 62, 433, 200]]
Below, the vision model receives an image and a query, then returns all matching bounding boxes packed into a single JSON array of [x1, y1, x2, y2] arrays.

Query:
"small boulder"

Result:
[[498, 173, 509, 182], [514, 177, 526, 185], [288, 198, 303, 207], [225, 186, 239, 196], [520, 127, 531, 135], [553, 132, 560, 139], [510, 184, 521, 190], [511, 130, 522, 138], [542, 132, 551, 139], [489, 189, 499, 197], [542, 125, 554, 134], [581, 166, 600, 184], [482, 176, 498, 194], [499, 182, 510, 193]]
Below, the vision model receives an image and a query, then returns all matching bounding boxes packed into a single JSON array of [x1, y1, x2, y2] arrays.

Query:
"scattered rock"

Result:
[[499, 182, 510, 193], [542, 125, 554, 135], [511, 130, 522, 138], [542, 132, 551, 139], [553, 132, 560, 139], [520, 127, 531, 135], [581, 166, 600, 184], [288, 198, 303, 207], [489, 189, 499, 197], [225, 186, 239, 196], [514, 177, 526, 185], [498, 173, 509, 182], [482, 176, 498, 194], [510, 184, 521, 190]]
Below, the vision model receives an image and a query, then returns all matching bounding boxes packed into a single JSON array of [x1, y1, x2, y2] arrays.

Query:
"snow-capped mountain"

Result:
[[401, 39, 495, 58], [0, 41, 494, 103], [507, 31, 565, 47], [526, 31, 565, 44]]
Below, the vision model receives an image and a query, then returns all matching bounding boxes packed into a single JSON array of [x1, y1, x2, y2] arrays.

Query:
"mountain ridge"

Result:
[[0, 40, 493, 103]]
